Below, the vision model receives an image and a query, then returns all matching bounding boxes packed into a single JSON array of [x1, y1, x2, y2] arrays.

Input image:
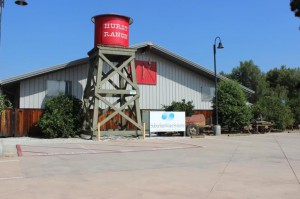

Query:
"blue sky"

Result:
[[0, 0, 299, 80]]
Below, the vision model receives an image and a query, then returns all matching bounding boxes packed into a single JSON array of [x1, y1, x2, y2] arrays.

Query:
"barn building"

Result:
[[0, 42, 254, 136], [0, 14, 254, 136]]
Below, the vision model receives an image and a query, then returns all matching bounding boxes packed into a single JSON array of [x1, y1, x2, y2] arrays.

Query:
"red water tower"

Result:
[[83, 14, 142, 137]]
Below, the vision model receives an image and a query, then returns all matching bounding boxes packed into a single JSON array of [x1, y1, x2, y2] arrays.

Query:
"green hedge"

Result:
[[37, 94, 83, 138]]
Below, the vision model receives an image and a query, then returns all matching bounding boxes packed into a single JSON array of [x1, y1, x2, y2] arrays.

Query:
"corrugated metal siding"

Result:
[[19, 52, 214, 110], [20, 63, 89, 108], [135, 53, 213, 110]]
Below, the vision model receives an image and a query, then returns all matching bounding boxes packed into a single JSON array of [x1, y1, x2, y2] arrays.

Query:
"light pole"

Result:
[[213, 36, 224, 135], [0, 0, 28, 42]]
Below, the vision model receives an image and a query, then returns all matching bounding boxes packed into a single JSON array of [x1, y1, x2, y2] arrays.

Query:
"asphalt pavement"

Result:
[[0, 132, 300, 199]]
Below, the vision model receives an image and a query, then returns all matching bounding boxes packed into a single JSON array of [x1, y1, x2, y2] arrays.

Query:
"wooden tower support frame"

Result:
[[83, 46, 142, 135]]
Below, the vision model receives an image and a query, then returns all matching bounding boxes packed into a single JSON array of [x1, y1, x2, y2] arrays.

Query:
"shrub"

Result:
[[253, 96, 294, 130], [162, 99, 194, 116], [37, 94, 83, 138], [0, 95, 12, 115], [213, 80, 252, 132]]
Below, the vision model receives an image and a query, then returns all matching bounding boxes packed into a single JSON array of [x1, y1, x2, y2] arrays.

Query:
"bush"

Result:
[[0, 95, 12, 115], [162, 99, 194, 116], [213, 80, 252, 132], [37, 94, 83, 138], [253, 96, 294, 130]]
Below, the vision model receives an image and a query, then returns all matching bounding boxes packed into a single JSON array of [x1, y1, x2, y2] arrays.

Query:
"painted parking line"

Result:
[[18, 144, 168, 152], [0, 159, 25, 181], [17, 143, 202, 157], [16, 144, 23, 157], [0, 160, 20, 163], [0, 176, 25, 180], [160, 138, 204, 147], [78, 144, 96, 153]]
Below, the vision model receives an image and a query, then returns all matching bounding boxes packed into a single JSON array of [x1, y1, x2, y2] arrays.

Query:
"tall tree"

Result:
[[228, 60, 268, 103], [253, 81, 297, 130], [266, 66, 300, 98]]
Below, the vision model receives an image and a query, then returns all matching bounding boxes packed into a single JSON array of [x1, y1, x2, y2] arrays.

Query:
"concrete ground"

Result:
[[1, 132, 300, 199]]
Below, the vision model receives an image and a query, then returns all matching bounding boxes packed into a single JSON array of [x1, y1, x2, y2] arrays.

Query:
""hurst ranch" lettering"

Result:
[[103, 32, 128, 39], [104, 23, 128, 31], [103, 23, 128, 39]]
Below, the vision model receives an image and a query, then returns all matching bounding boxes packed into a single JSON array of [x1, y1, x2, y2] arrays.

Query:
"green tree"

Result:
[[162, 99, 194, 116], [230, 60, 260, 91], [226, 62, 300, 129], [37, 94, 83, 138], [251, 66, 300, 129], [266, 66, 300, 98], [227, 60, 268, 103], [213, 80, 252, 132], [253, 95, 294, 130], [288, 97, 300, 126]]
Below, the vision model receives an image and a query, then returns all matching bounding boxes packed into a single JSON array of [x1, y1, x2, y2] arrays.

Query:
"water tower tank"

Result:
[[92, 14, 133, 48]]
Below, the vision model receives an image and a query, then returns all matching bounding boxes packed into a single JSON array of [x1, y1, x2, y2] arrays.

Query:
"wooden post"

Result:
[[143, 122, 146, 140], [97, 122, 100, 142]]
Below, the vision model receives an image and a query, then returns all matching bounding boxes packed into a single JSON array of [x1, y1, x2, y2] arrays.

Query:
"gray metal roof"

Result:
[[132, 41, 215, 78], [132, 42, 254, 94], [0, 57, 88, 85], [0, 42, 254, 94]]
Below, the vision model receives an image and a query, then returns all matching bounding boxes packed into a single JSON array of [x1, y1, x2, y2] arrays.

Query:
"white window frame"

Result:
[[46, 80, 72, 96], [201, 87, 215, 101]]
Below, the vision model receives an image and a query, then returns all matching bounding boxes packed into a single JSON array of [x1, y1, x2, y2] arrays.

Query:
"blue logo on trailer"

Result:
[[161, 112, 175, 121]]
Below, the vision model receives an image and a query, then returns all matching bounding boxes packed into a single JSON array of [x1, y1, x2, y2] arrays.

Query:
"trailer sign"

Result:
[[150, 111, 185, 132]]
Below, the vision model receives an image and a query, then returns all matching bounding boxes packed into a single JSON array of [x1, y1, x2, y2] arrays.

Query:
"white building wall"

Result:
[[135, 53, 213, 110], [19, 52, 214, 110], [20, 63, 89, 108]]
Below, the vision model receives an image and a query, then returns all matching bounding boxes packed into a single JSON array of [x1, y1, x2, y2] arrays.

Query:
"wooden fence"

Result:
[[0, 109, 43, 137], [0, 109, 143, 137], [0, 109, 213, 137]]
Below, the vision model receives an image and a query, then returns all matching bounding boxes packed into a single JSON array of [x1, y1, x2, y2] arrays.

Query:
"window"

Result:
[[201, 87, 215, 101], [46, 80, 72, 96]]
